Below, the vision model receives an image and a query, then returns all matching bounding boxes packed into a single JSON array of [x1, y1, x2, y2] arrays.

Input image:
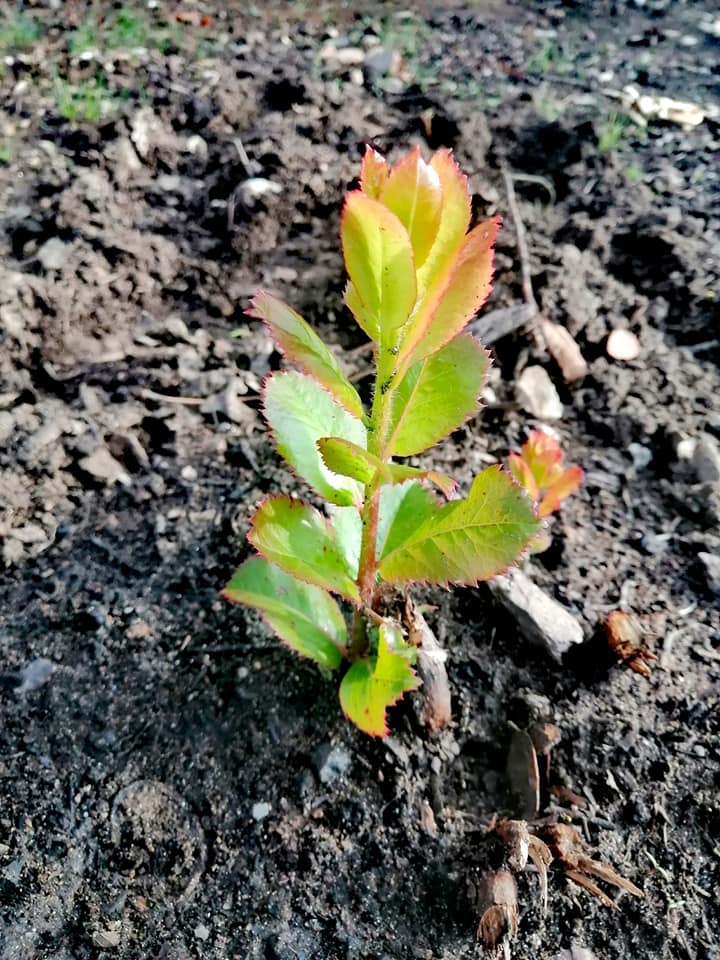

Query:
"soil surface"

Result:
[[1, 2, 719, 959]]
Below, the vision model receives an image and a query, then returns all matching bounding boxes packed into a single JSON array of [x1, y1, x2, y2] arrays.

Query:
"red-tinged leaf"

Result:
[[341, 192, 417, 360], [379, 466, 540, 586], [248, 496, 360, 602], [263, 372, 367, 507], [339, 622, 419, 736], [359, 145, 389, 199], [379, 145, 443, 269], [508, 452, 540, 501], [403, 218, 499, 368], [509, 431, 583, 517], [538, 465, 584, 517], [318, 436, 377, 485], [522, 430, 564, 488], [386, 333, 489, 457], [248, 291, 364, 419], [223, 557, 346, 669], [419, 149, 472, 293], [376, 481, 440, 561], [391, 154, 471, 367]]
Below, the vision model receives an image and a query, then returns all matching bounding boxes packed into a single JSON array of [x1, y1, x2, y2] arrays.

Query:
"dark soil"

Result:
[[1, 2, 719, 958]]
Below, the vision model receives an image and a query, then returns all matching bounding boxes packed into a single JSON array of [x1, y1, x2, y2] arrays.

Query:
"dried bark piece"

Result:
[[541, 823, 644, 909], [405, 599, 452, 732], [476, 870, 518, 957], [506, 724, 540, 819], [606, 610, 656, 678], [495, 819, 552, 916], [541, 320, 588, 381]]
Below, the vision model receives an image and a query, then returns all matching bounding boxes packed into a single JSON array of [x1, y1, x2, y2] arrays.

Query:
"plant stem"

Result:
[[357, 475, 381, 605], [351, 349, 398, 655]]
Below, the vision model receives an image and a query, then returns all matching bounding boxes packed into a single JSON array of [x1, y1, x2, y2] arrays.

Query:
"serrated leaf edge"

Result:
[[247, 493, 360, 603]]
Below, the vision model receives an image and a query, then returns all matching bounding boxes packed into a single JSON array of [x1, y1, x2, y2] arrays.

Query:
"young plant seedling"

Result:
[[508, 430, 582, 519], [508, 430, 582, 552], [223, 146, 543, 736]]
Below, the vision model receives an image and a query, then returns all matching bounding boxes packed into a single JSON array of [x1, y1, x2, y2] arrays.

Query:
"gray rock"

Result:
[[516, 366, 563, 420], [313, 743, 352, 785], [627, 443, 652, 469], [692, 434, 720, 484], [364, 47, 397, 82], [17, 657, 54, 692], [251, 801, 271, 821], [489, 567, 584, 661], [78, 447, 131, 487], [36, 237, 70, 271], [698, 551, 720, 594], [558, 947, 597, 960]]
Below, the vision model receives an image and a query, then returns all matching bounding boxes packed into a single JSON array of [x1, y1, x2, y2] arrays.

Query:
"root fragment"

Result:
[[541, 823, 644, 908], [476, 870, 518, 957]]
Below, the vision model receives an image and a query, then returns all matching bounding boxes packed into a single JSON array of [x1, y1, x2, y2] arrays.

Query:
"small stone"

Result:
[[36, 237, 70, 271], [364, 46, 398, 82], [186, 134, 207, 156], [607, 328, 641, 361], [0, 410, 14, 443], [126, 620, 152, 640], [676, 437, 696, 460], [420, 801, 438, 837], [93, 924, 122, 949], [18, 657, 54, 692], [239, 178, 283, 204], [78, 448, 131, 487], [318, 42, 365, 66], [181, 465, 198, 482], [560, 947, 597, 960], [692, 434, 720, 484], [313, 744, 352, 785], [489, 567, 583, 661], [10, 523, 48, 545], [641, 532, 672, 555], [627, 443, 652, 469], [251, 801, 271, 821], [516, 366, 563, 420], [698, 552, 720, 594], [194, 924, 210, 942]]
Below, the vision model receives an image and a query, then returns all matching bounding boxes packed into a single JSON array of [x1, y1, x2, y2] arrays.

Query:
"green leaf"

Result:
[[341, 191, 417, 363], [329, 505, 362, 581], [248, 291, 364, 419], [385, 464, 457, 498], [379, 466, 540, 586], [377, 481, 440, 561], [223, 557, 346, 669], [317, 436, 376, 485], [249, 496, 359, 602], [386, 333, 489, 457], [318, 437, 455, 498], [339, 622, 419, 736], [263, 372, 367, 507], [379, 145, 443, 269]]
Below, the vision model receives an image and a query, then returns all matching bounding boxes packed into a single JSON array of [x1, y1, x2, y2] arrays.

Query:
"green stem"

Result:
[[351, 348, 399, 655]]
